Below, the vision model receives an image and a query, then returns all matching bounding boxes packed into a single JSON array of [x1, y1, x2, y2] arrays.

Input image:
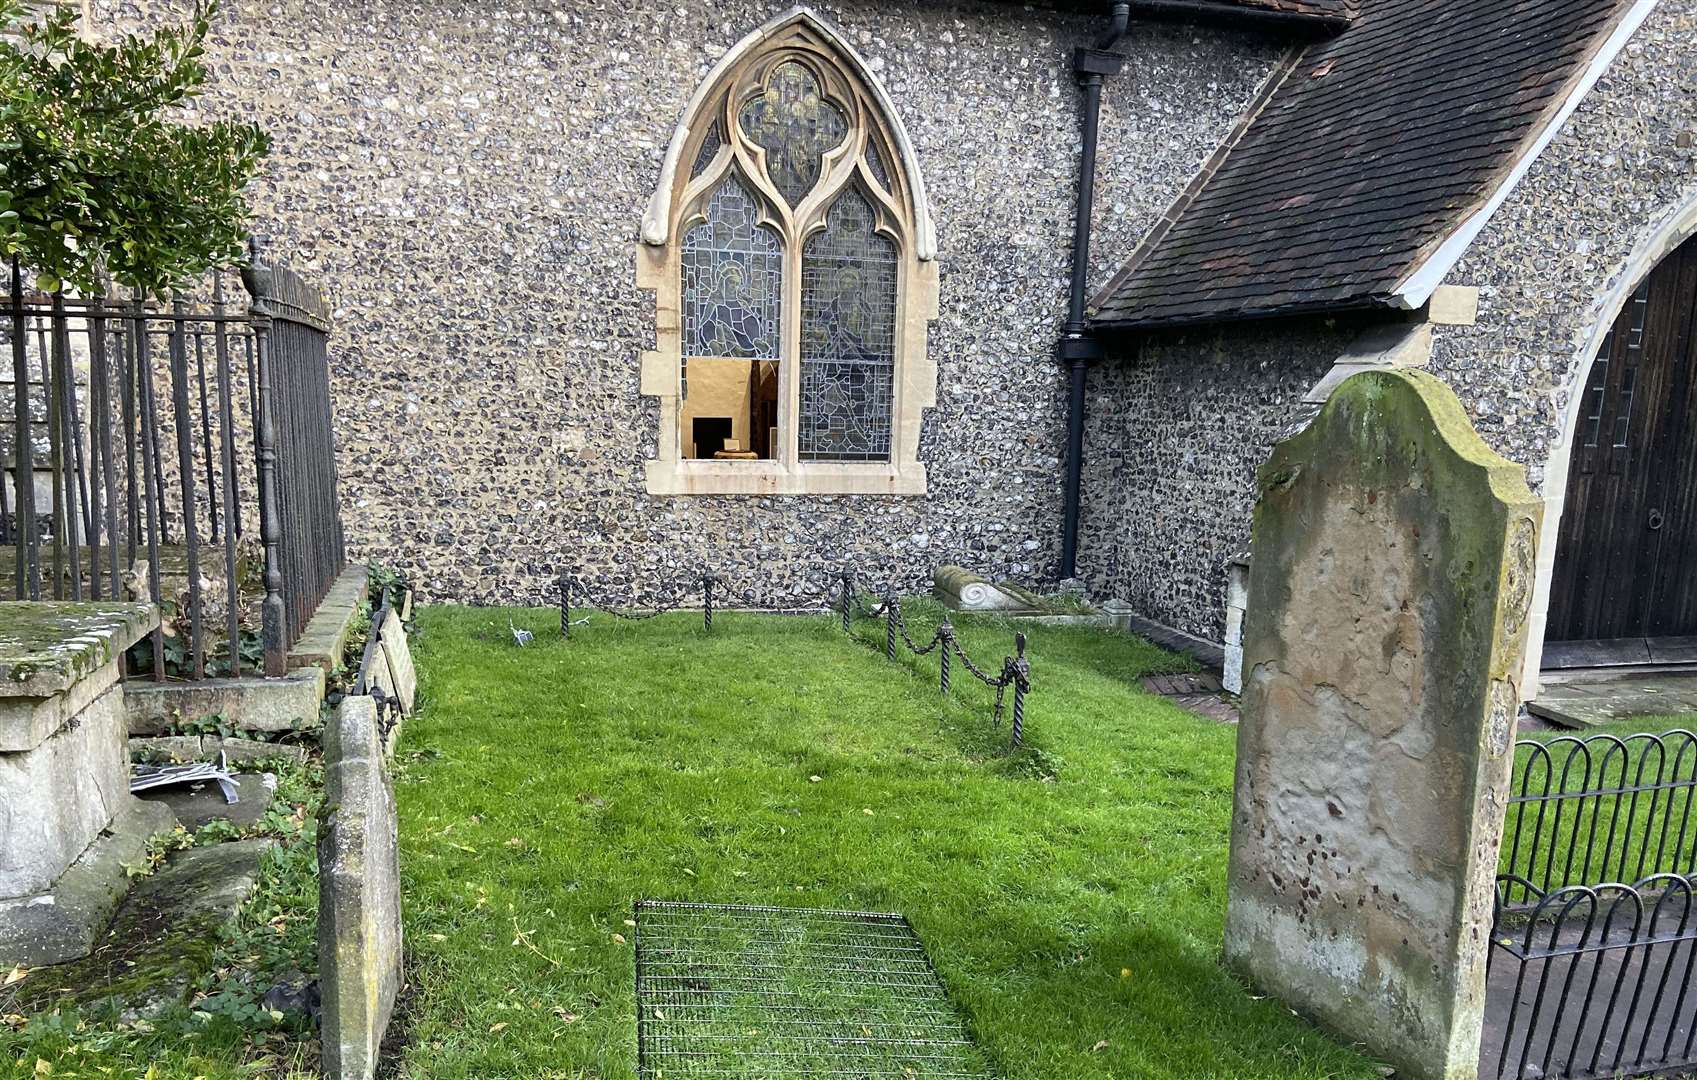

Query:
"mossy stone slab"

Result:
[[0, 602, 157, 699]]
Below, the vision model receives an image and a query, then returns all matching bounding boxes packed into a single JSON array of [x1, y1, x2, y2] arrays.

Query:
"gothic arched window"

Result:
[[638, 10, 937, 496]]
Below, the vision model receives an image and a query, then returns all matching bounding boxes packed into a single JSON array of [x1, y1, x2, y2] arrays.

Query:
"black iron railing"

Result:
[[1488, 730, 1697, 1080], [1, 242, 345, 678], [556, 567, 1034, 749], [1490, 875, 1697, 1080], [1500, 731, 1697, 910]]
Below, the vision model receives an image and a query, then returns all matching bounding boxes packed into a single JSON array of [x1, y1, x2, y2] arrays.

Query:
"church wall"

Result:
[[97, 0, 1286, 604]]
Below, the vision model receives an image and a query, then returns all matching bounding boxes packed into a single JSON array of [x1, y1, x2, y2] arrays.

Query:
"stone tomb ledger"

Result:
[[0, 603, 176, 967]]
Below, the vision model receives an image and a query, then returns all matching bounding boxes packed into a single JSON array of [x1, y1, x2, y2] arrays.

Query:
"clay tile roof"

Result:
[[1092, 0, 1640, 330]]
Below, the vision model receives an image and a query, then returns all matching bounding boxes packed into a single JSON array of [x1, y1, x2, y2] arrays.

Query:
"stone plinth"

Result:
[[1225, 370, 1541, 1080], [0, 602, 177, 967]]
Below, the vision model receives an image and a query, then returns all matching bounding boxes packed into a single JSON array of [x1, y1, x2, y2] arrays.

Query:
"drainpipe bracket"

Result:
[[1073, 47, 1125, 79], [1058, 334, 1105, 363]]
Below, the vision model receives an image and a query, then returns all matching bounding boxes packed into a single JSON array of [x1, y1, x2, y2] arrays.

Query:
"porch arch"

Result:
[[1523, 192, 1697, 691]]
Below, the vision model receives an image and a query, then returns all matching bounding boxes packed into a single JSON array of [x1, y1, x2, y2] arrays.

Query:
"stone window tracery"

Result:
[[637, 10, 937, 496]]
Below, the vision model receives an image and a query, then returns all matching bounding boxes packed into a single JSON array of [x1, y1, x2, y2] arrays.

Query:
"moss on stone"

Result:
[[0, 602, 157, 694]]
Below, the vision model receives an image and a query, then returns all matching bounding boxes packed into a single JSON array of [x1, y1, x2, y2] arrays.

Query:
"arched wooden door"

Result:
[[1546, 231, 1697, 662]]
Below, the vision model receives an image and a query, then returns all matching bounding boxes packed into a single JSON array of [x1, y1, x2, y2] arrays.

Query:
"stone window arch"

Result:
[[637, 9, 938, 496]]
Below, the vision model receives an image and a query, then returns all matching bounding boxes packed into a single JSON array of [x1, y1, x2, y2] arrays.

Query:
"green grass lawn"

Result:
[[391, 603, 1381, 1080]]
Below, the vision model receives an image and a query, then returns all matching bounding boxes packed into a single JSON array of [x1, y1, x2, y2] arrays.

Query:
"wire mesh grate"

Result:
[[635, 900, 993, 1078]]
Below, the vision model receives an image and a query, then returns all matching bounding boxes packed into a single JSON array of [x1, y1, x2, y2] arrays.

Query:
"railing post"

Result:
[[249, 260, 287, 678], [52, 292, 90, 601], [168, 295, 204, 678], [939, 618, 953, 694], [840, 568, 854, 634], [134, 291, 165, 681], [9, 258, 37, 599], [703, 573, 715, 633], [884, 591, 898, 662], [1010, 632, 1029, 750], [45, 294, 66, 598], [559, 571, 572, 640], [212, 274, 241, 676]]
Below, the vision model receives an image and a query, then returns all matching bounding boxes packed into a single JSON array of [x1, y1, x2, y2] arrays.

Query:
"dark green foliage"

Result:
[[0, 0, 269, 296]]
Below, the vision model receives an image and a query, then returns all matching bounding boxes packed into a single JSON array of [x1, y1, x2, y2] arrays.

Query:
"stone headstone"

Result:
[[319, 695, 402, 1080], [378, 606, 415, 715], [1224, 370, 1540, 1080]]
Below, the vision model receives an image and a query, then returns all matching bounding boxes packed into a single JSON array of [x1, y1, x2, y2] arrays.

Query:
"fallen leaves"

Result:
[[488, 1021, 508, 1034], [611, 933, 627, 945], [4, 965, 25, 986], [511, 919, 563, 968]]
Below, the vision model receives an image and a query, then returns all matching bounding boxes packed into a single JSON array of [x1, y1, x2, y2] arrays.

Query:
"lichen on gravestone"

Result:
[[1225, 368, 1541, 1080]]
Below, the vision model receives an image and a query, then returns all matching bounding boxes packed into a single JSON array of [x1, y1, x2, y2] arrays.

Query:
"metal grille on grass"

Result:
[[634, 901, 992, 1079]]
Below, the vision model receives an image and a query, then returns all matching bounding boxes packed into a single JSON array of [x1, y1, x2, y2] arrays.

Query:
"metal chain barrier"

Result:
[[558, 563, 1034, 749]]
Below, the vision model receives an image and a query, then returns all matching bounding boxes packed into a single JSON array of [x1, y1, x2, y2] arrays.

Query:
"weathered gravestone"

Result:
[[1225, 370, 1540, 1080], [318, 694, 402, 1080]]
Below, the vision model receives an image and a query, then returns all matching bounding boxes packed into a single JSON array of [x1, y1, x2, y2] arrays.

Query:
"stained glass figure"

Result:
[[738, 62, 847, 208], [799, 188, 896, 462], [683, 175, 784, 362], [865, 139, 892, 193], [690, 122, 722, 179]]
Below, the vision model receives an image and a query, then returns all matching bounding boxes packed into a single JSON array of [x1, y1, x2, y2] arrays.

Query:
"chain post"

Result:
[[559, 571, 571, 640], [703, 573, 715, 633], [884, 591, 898, 661], [840, 568, 854, 633], [939, 618, 953, 694], [1010, 632, 1029, 750]]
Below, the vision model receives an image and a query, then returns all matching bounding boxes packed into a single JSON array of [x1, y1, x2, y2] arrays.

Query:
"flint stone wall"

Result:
[[1224, 370, 1541, 1080], [92, 0, 1287, 604], [318, 695, 402, 1080]]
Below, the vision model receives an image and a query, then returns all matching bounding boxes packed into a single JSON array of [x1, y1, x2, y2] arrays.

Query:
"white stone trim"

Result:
[[1519, 192, 1697, 696], [1389, 0, 1658, 311], [641, 5, 937, 262]]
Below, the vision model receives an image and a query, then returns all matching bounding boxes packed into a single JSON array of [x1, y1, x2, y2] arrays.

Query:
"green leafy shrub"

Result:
[[0, 0, 270, 296]]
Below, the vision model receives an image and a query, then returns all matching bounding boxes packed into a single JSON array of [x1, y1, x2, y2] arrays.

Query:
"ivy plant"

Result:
[[0, 0, 269, 297]]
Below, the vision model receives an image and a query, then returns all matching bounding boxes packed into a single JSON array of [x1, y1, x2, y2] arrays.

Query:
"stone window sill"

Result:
[[644, 459, 927, 497]]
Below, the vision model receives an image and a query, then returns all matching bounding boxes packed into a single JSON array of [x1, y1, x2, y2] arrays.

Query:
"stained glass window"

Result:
[[683, 175, 784, 362], [799, 188, 896, 462], [738, 62, 847, 208], [865, 140, 891, 192], [690, 122, 722, 179]]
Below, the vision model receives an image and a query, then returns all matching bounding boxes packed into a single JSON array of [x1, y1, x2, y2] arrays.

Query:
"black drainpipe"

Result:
[[1058, 1, 1131, 582]]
